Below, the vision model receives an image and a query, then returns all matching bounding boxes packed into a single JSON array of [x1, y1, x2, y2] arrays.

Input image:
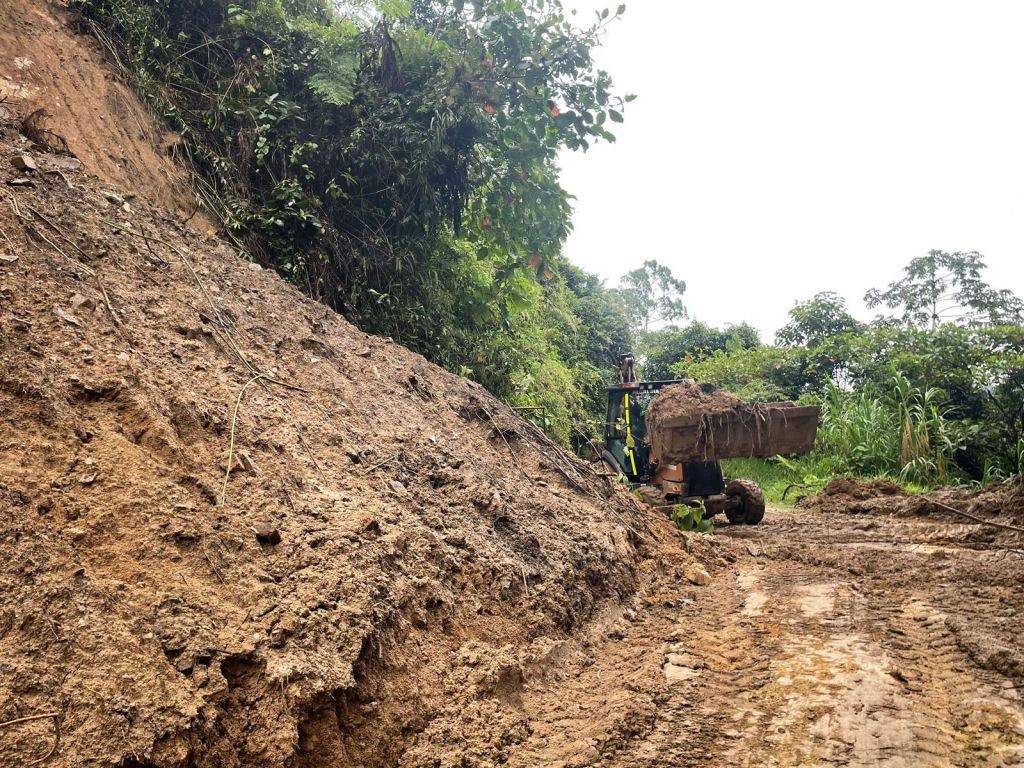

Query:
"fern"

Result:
[[308, 51, 358, 106]]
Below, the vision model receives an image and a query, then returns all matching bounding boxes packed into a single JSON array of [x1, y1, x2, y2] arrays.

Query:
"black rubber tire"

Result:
[[724, 479, 765, 525]]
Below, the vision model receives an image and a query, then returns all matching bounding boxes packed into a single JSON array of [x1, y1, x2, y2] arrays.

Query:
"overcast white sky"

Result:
[[558, 0, 1024, 340]]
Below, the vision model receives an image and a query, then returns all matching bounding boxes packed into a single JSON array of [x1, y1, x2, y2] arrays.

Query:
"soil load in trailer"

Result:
[[646, 381, 820, 464]]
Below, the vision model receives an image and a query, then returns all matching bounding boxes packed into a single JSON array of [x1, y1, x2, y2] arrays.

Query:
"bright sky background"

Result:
[[558, 0, 1024, 340]]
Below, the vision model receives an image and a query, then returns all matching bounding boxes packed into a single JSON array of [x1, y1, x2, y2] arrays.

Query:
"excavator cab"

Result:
[[602, 379, 727, 496]]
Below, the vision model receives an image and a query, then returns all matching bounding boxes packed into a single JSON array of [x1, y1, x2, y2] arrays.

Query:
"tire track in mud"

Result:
[[506, 509, 1024, 768]]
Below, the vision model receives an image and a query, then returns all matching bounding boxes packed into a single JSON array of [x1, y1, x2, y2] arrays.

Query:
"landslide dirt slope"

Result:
[[0, 0, 192, 217], [0, 110, 675, 766]]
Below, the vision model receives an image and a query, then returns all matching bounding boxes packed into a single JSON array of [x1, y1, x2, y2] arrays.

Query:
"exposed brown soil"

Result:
[[427, 505, 1024, 767], [0, 0, 195, 218], [645, 381, 742, 427], [0, 113, 682, 766], [809, 477, 1024, 529]]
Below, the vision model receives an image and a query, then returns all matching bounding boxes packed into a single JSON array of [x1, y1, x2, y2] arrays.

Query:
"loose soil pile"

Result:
[[646, 381, 742, 426], [645, 382, 818, 464], [0, 101, 680, 766], [644, 382, 741, 464], [807, 477, 1024, 533]]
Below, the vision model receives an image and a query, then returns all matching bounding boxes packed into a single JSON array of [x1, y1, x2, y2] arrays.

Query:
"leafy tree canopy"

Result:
[[864, 250, 1024, 330], [776, 291, 865, 348], [643, 321, 759, 381], [616, 259, 686, 333]]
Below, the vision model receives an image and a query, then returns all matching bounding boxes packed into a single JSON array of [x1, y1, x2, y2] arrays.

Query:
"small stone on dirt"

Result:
[[566, 743, 601, 767], [7, 177, 34, 187], [55, 307, 82, 327], [683, 563, 711, 586], [254, 523, 281, 545], [746, 544, 763, 557], [237, 450, 257, 475], [0, 253, 17, 263], [46, 155, 83, 172], [79, 472, 99, 486], [71, 293, 96, 311], [389, 480, 408, 496], [220, 454, 245, 473], [103, 191, 125, 205], [11, 154, 37, 173], [663, 661, 700, 682]]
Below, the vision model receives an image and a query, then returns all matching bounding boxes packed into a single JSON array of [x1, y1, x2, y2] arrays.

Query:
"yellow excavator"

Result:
[[601, 355, 820, 525]]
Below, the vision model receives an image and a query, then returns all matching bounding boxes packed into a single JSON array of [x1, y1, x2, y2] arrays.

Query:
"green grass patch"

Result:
[[722, 456, 939, 506], [721, 458, 819, 506]]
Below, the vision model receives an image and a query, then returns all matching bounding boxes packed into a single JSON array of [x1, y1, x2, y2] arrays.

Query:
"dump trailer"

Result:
[[602, 370, 820, 525]]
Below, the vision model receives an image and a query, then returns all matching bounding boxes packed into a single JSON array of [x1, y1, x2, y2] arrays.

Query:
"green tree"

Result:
[[864, 250, 1024, 329], [683, 345, 811, 402], [776, 291, 865, 348], [642, 321, 759, 381], [616, 260, 687, 333]]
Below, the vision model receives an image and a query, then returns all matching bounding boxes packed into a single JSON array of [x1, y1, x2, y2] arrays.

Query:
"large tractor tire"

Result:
[[724, 479, 765, 525]]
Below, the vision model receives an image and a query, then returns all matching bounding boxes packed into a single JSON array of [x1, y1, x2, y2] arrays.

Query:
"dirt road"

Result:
[[503, 507, 1024, 767]]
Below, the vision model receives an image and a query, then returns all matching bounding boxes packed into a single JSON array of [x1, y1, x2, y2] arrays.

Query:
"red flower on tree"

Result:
[[484, 100, 495, 114]]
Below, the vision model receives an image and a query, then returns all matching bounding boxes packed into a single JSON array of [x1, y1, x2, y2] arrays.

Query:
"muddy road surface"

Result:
[[505, 507, 1024, 767]]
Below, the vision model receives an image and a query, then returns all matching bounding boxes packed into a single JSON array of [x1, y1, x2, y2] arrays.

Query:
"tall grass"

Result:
[[816, 378, 899, 478], [814, 373, 970, 486]]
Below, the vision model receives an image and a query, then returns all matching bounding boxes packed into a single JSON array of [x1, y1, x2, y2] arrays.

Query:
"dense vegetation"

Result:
[[659, 254, 1024, 494]]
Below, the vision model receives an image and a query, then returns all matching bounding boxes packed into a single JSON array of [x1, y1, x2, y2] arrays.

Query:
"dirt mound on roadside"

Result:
[[812, 478, 907, 510], [0, 110, 668, 767], [807, 476, 1024, 531]]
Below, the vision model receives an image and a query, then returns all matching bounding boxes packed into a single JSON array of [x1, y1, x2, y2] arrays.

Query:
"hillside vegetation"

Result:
[[73, 0, 636, 444]]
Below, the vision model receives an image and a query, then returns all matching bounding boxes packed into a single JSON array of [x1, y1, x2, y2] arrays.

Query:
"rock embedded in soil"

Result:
[[684, 563, 711, 586], [253, 523, 281, 545], [46, 155, 83, 172], [11, 153, 37, 172], [70, 293, 96, 311]]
